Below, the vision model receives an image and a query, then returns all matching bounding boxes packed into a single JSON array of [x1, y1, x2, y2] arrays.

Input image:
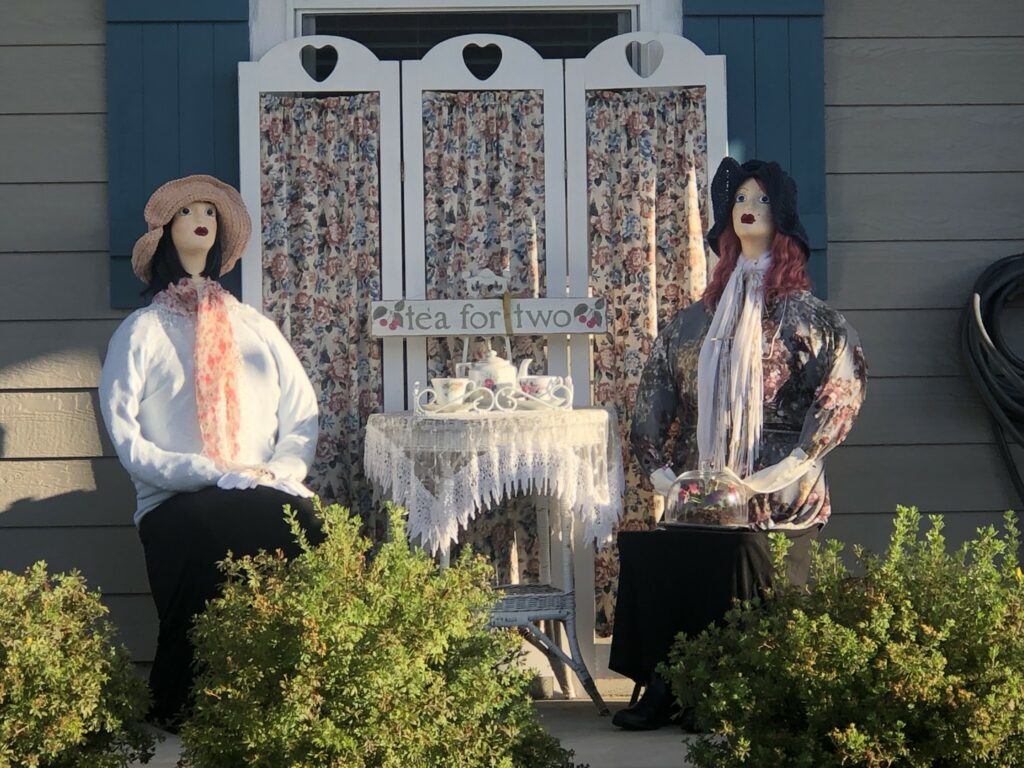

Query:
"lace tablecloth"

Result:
[[363, 408, 625, 556]]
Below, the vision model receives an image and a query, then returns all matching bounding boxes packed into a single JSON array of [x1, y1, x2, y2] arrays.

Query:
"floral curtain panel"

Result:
[[587, 86, 710, 636], [260, 93, 384, 534], [421, 89, 548, 583]]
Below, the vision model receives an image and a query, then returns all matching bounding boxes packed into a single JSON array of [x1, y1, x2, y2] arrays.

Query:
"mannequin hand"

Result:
[[260, 476, 315, 499], [217, 468, 266, 491], [649, 467, 677, 497]]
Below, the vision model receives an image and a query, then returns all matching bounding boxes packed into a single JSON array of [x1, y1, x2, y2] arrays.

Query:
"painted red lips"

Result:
[[740, 213, 756, 224], [194, 226, 209, 236]]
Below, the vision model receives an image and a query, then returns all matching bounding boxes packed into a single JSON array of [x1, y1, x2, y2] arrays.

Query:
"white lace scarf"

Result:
[[697, 252, 771, 477]]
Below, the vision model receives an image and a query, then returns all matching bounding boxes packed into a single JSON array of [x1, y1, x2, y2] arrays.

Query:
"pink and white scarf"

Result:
[[154, 278, 242, 466]]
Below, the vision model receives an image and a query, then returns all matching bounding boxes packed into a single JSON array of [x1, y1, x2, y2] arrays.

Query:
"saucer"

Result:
[[514, 394, 567, 410], [420, 399, 476, 414]]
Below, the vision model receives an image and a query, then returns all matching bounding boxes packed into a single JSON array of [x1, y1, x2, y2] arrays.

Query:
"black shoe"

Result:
[[612, 675, 678, 731]]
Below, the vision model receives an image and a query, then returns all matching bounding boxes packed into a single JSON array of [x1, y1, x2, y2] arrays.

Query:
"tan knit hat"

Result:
[[131, 174, 251, 282]]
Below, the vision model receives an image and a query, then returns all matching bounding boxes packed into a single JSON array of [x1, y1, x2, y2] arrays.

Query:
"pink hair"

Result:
[[703, 224, 811, 312]]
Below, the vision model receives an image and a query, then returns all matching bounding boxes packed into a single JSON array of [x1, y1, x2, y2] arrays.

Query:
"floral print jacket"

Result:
[[630, 290, 868, 529]]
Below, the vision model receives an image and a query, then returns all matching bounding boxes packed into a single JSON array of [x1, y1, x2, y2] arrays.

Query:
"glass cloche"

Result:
[[661, 469, 750, 529]]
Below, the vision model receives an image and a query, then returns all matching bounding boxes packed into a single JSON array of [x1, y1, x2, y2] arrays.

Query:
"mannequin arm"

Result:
[[99, 323, 221, 491], [630, 330, 682, 480], [739, 319, 867, 496]]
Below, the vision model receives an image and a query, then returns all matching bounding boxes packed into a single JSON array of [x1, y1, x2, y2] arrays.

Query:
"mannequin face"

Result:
[[731, 179, 775, 259], [170, 200, 218, 278]]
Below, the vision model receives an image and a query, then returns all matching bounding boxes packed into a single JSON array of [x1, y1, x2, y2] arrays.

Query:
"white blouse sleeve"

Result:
[[257, 315, 319, 483], [99, 314, 222, 491]]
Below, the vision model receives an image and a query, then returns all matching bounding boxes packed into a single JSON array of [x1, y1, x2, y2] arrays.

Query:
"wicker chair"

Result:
[[487, 499, 609, 715]]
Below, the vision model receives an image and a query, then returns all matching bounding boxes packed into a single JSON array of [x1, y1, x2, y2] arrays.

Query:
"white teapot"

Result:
[[455, 338, 531, 391]]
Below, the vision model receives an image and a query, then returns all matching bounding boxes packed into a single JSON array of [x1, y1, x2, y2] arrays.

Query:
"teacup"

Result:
[[430, 377, 476, 406], [519, 375, 561, 400]]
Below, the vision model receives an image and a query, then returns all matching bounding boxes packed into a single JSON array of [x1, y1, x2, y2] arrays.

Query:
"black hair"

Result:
[[144, 220, 225, 296]]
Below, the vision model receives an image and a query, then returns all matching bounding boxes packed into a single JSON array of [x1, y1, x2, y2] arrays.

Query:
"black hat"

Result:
[[705, 157, 810, 258]]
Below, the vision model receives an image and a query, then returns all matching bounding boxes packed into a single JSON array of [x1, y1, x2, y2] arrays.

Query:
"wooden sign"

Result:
[[370, 297, 607, 337]]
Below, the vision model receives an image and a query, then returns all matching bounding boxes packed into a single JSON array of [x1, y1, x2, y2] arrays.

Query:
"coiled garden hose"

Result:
[[960, 252, 1024, 508]]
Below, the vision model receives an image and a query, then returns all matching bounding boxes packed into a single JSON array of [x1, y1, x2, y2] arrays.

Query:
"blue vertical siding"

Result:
[[106, 2, 248, 308], [683, 0, 828, 296]]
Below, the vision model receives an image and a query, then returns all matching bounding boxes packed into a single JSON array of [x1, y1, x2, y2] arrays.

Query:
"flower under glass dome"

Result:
[[661, 469, 750, 528]]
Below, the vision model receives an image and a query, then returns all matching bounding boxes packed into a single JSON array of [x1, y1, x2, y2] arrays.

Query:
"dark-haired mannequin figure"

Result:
[[611, 158, 868, 730], [99, 176, 323, 731]]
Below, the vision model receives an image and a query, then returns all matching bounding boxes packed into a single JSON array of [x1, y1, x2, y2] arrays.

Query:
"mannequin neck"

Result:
[[178, 249, 209, 279], [738, 234, 773, 261]]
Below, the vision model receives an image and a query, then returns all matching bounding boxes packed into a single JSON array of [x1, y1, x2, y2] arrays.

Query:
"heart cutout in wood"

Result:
[[301, 44, 338, 83], [463, 43, 503, 81], [626, 39, 664, 78]]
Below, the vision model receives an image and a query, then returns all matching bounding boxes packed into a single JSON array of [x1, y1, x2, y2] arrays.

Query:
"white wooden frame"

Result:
[[400, 34, 568, 407], [564, 32, 728, 407], [250, 0, 683, 60], [237, 35, 406, 410]]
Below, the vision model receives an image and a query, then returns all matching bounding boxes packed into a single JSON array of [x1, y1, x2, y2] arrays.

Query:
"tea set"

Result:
[[414, 336, 573, 416]]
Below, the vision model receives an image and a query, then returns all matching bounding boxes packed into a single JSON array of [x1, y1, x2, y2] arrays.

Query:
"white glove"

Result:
[[262, 477, 315, 499], [217, 468, 266, 491], [649, 467, 677, 497], [737, 449, 812, 496]]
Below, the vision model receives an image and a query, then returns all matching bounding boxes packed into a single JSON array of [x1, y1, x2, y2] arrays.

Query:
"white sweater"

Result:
[[99, 300, 319, 525]]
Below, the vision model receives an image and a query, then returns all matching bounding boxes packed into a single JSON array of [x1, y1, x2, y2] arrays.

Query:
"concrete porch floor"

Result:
[[132, 700, 695, 767]]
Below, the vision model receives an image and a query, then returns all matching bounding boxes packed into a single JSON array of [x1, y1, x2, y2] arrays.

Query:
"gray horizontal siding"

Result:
[[0, 253, 125, 320], [0, 391, 115, 459], [0, 2, 150, 657], [828, 173, 1023, 242], [826, 38, 1024, 106], [105, 595, 157, 663], [0, 320, 120, 388], [828, 444, 1018, 514], [0, 115, 107, 183], [0, 526, 148, 594], [0, 183, 108, 253], [0, 46, 106, 114], [824, 0, 1024, 39], [827, 106, 1024, 174], [0, 458, 135, 527], [828, 241, 1024, 311], [0, 0, 105, 45], [823, 0, 1024, 576]]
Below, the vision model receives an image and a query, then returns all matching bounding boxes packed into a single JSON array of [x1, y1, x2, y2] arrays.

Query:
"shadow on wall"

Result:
[[0, 426, 157, 663]]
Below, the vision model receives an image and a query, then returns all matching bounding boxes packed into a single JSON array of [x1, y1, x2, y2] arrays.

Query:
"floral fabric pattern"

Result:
[[586, 87, 711, 637], [421, 89, 548, 582], [154, 278, 242, 466], [259, 93, 384, 534], [631, 292, 868, 529]]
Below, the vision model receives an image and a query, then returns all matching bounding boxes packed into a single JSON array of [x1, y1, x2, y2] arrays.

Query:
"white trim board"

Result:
[[250, 0, 683, 59]]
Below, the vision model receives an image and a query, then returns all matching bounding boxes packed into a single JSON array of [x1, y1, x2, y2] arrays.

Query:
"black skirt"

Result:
[[608, 525, 818, 685], [137, 485, 323, 722]]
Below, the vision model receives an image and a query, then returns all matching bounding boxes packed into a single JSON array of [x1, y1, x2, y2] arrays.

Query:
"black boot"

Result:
[[612, 674, 678, 731]]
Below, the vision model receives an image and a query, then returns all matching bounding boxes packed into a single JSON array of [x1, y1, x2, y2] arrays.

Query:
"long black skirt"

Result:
[[137, 486, 323, 723], [608, 525, 818, 685]]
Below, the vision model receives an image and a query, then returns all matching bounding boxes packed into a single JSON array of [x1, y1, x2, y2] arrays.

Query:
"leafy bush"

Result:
[[665, 506, 1024, 768], [0, 562, 155, 768], [181, 501, 580, 768]]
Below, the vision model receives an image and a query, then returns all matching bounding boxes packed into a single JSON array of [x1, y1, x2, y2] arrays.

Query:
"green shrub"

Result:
[[665, 506, 1024, 768], [0, 562, 156, 768], [180, 501, 580, 768]]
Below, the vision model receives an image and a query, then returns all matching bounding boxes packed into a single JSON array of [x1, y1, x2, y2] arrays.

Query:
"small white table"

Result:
[[363, 407, 624, 714]]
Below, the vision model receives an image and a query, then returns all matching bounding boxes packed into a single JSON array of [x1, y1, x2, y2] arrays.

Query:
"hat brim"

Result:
[[131, 175, 251, 283]]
